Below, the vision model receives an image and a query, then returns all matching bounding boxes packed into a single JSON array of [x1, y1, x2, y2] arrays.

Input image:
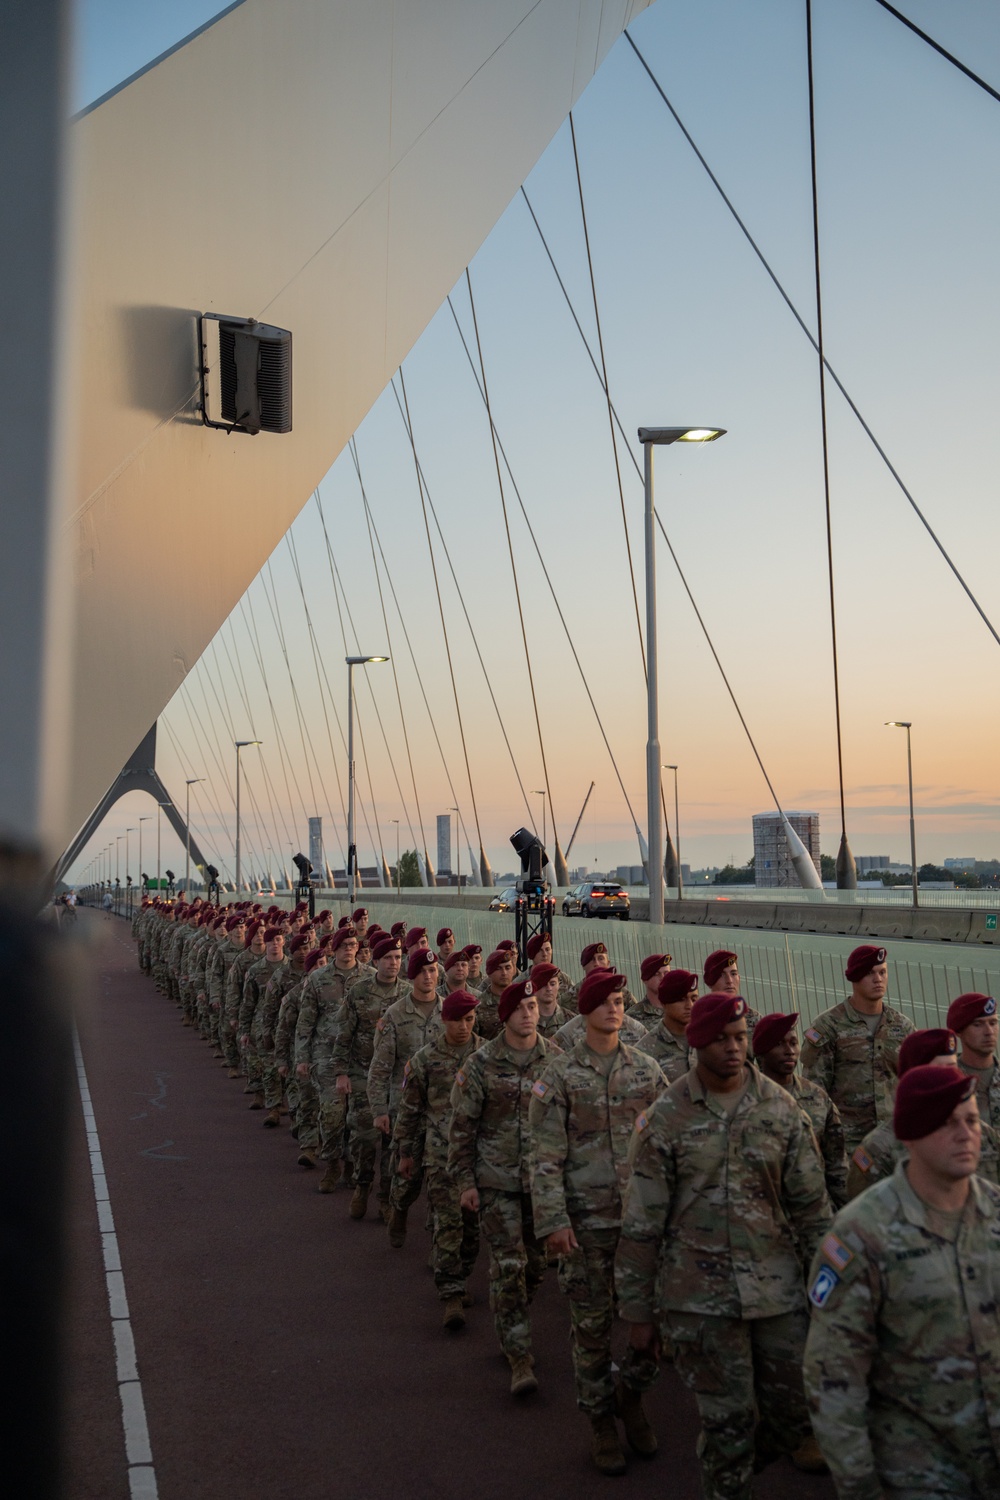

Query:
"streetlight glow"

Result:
[[637, 426, 726, 445]]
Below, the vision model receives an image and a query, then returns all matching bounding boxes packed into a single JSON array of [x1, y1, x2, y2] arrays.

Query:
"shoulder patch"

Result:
[[634, 1110, 650, 1135], [375, 1016, 386, 1033], [820, 1233, 854, 1272], [805, 1027, 822, 1044], [808, 1264, 840, 1309], [852, 1147, 872, 1174], [454, 1068, 467, 1089], [531, 1078, 550, 1101], [402, 1059, 411, 1082]]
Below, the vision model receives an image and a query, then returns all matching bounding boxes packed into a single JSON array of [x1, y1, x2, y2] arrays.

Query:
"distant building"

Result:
[[615, 865, 646, 886], [753, 811, 821, 888], [437, 814, 452, 876], [944, 857, 976, 871], [856, 855, 891, 874], [308, 816, 324, 875]]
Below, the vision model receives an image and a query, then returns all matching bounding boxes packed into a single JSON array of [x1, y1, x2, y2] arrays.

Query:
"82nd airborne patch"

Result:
[[809, 1264, 840, 1308]]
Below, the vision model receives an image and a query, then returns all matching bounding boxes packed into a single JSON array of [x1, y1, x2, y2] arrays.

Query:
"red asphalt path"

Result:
[[65, 913, 836, 1500]]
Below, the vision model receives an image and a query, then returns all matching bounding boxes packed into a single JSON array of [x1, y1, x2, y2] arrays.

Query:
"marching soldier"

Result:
[[462, 943, 486, 994], [436, 927, 456, 964], [332, 936, 405, 1219], [476, 950, 517, 1040], [752, 1011, 848, 1210], [627, 953, 672, 1029], [275, 946, 327, 1167], [950, 991, 1000, 1128], [238, 926, 285, 1110], [529, 961, 568, 1039], [526, 932, 574, 1009], [294, 926, 362, 1193], [636, 968, 697, 1082]]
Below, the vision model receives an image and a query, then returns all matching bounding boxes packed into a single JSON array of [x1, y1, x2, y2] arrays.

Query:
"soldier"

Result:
[[636, 968, 697, 1082], [253, 930, 313, 1128], [529, 961, 568, 1039], [531, 969, 665, 1475], [332, 936, 405, 1219], [436, 927, 456, 964], [552, 991, 650, 1052], [238, 927, 285, 1110], [753, 1011, 848, 1211], [703, 948, 761, 1033], [294, 925, 362, 1192], [616, 992, 832, 1493], [463, 943, 486, 994], [210, 912, 246, 1075], [526, 932, 574, 1007], [800, 944, 916, 1155], [396, 990, 480, 1330], [405, 926, 429, 954], [351, 906, 369, 935], [449, 978, 556, 1393], [276, 946, 327, 1167], [438, 948, 471, 1000], [477, 950, 517, 1040], [390, 920, 407, 943], [950, 991, 1000, 1128], [314, 909, 335, 939], [223, 921, 265, 1084], [804, 1065, 1000, 1498], [627, 953, 672, 1030], [368, 947, 443, 1246]]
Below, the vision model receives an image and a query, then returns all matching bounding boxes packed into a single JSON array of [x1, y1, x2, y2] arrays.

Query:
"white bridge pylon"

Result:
[[64, 0, 652, 857]]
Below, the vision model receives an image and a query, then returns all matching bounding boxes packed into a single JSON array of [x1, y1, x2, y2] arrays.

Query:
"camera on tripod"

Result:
[[292, 851, 319, 918], [510, 828, 555, 971]]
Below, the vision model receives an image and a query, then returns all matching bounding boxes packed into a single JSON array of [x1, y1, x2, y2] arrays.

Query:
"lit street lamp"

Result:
[[346, 656, 389, 906], [234, 741, 262, 892], [185, 777, 205, 892], [885, 721, 919, 909], [639, 426, 726, 923]]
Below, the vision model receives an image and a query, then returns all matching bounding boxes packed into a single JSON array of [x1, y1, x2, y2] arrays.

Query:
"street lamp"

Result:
[[346, 656, 389, 906], [638, 426, 726, 923], [532, 790, 547, 852], [138, 816, 151, 891], [450, 807, 461, 896], [234, 741, 262, 892], [663, 765, 683, 902], [390, 819, 400, 898], [885, 721, 919, 909], [125, 827, 135, 887], [185, 777, 205, 892], [116, 835, 123, 885]]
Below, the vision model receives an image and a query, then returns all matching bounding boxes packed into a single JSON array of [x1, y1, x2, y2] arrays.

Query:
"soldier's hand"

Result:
[[296, 1062, 310, 1078], [398, 1155, 415, 1180], [374, 1114, 391, 1136], [211, 1001, 220, 1011], [627, 1321, 661, 1361], [546, 1227, 579, 1256], [460, 1187, 480, 1213], [335, 1074, 352, 1095], [239, 1034, 249, 1048], [278, 1065, 288, 1078]]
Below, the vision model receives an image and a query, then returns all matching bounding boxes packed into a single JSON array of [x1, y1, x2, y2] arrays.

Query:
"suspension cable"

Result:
[[872, 0, 1000, 104]]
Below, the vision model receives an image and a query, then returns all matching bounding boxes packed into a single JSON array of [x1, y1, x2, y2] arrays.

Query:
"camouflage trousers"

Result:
[[664, 1307, 811, 1500], [345, 1085, 386, 1195], [557, 1224, 659, 1416], [218, 1010, 240, 1069], [479, 1187, 545, 1361], [196, 989, 213, 1038], [260, 1053, 282, 1110], [289, 1072, 320, 1151], [242, 1042, 263, 1094], [426, 1169, 479, 1300], [387, 1125, 424, 1214], [314, 1061, 348, 1162]]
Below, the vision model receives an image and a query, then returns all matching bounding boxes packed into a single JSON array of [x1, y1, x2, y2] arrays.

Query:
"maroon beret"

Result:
[[407, 948, 439, 980], [405, 926, 427, 949], [319, 933, 336, 951], [658, 969, 698, 1006], [263, 926, 283, 943], [441, 990, 479, 1022], [224, 914, 243, 930], [330, 926, 357, 952], [641, 953, 671, 983], [391, 922, 407, 937], [337, 916, 351, 928], [687, 994, 748, 1049], [703, 950, 738, 987], [751, 1012, 799, 1057], [317, 909, 332, 921], [444, 950, 468, 972], [463, 944, 482, 958], [497, 939, 517, 953], [288, 933, 311, 954], [845, 944, 887, 982], [304, 949, 327, 973], [437, 928, 454, 946], [893, 1065, 976, 1142], [529, 962, 560, 990], [372, 937, 401, 961], [352, 908, 368, 922], [899, 1028, 958, 1075], [578, 969, 627, 1015], [580, 941, 607, 968], [498, 979, 534, 1025], [485, 950, 511, 976], [367, 924, 383, 939], [946, 993, 997, 1033], [526, 933, 548, 960]]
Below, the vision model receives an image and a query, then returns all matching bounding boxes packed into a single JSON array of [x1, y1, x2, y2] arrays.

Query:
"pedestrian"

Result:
[[950, 992, 1000, 1128], [436, 927, 456, 964], [332, 936, 405, 1219], [753, 1011, 848, 1210], [628, 953, 672, 1029], [476, 950, 517, 1040], [529, 961, 568, 1039], [634, 968, 697, 1082]]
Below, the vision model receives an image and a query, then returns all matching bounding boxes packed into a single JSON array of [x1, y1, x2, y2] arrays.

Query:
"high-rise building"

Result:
[[752, 811, 821, 888], [308, 816, 323, 875], [436, 813, 452, 876], [856, 855, 891, 874]]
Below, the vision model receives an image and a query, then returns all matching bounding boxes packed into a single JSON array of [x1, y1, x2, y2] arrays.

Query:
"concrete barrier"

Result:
[[703, 901, 778, 932], [909, 910, 975, 944], [967, 911, 1000, 946]]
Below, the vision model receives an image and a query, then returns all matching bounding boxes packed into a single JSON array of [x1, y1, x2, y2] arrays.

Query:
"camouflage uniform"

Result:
[[961, 1057, 1000, 1128], [274, 975, 318, 1149], [536, 1004, 568, 1040], [783, 1070, 848, 1210], [208, 935, 243, 1060], [800, 999, 916, 1153], [367, 992, 443, 1209], [395, 1032, 480, 1300], [627, 994, 662, 1030], [553, 1009, 650, 1052], [239, 956, 282, 1095], [254, 959, 305, 1109], [330, 973, 404, 1199], [847, 1115, 1000, 1199], [616, 1066, 832, 1497], [530, 1040, 665, 1416], [191, 930, 218, 1037], [474, 989, 506, 1042], [294, 963, 362, 1163], [222, 946, 260, 1065], [449, 1033, 556, 1358], [804, 1161, 1000, 1499], [635, 1022, 690, 1083]]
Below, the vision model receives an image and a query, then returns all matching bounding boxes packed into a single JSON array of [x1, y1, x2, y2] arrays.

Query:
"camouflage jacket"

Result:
[[848, 1114, 1000, 1200], [627, 995, 661, 1030], [784, 1071, 848, 1210], [293, 964, 362, 1068], [448, 1034, 557, 1195], [800, 999, 916, 1150], [803, 1162, 1000, 1500], [254, 959, 305, 1049], [635, 1022, 690, 1084], [473, 989, 506, 1042], [616, 1066, 831, 1323], [536, 1004, 569, 1040], [553, 1010, 650, 1052], [394, 1033, 480, 1172], [238, 956, 282, 1038], [208, 938, 242, 1008], [224, 948, 259, 1024], [274, 976, 307, 1070], [190, 932, 216, 994], [366, 992, 443, 1117], [960, 1057, 1000, 1129], [529, 1039, 665, 1238], [329, 975, 405, 1080]]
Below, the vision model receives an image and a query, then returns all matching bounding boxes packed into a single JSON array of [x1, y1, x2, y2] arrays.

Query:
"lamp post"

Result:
[[638, 426, 726, 923], [885, 721, 918, 909], [116, 835, 122, 885], [346, 656, 389, 906], [663, 764, 683, 901], [125, 827, 135, 887], [450, 807, 461, 896], [234, 741, 262, 892], [185, 777, 204, 892], [138, 816, 150, 892], [157, 802, 170, 895], [390, 820, 400, 897], [532, 790, 547, 852]]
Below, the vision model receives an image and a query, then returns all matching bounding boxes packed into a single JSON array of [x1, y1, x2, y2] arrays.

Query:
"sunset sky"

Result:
[[68, 0, 1000, 885]]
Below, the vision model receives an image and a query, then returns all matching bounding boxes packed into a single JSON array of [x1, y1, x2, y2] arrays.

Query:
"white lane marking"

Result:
[[74, 1033, 160, 1500]]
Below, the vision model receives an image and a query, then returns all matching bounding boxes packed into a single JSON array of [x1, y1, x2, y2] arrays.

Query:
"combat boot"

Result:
[[589, 1414, 626, 1476], [387, 1206, 408, 1248], [317, 1160, 342, 1194], [248, 1092, 264, 1110], [262, 1107, 281, 1128], [442, 1297, 466, 1331], [297, 1147, 318, 1169], [349, 1183, 370, 1220], [378, 1200, 392, 1224], [616, 1384, 657, 1457], [227, 1067, 241, 1078], [508, 1356, 537, 1396], [791, 1436, 829, 1474]]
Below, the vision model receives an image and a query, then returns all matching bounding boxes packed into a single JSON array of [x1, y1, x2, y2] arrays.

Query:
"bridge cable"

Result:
[[213, 625, 300, 862], [624, 29, 1000, 651], [871, 0, 1000, 105]]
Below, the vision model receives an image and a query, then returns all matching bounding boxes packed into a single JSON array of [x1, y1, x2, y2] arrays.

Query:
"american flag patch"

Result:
[[852, 1147, 872, 1174], [455, 1068, 467, 1089], [821, 1233, 854, 1271], [375, 1017, 386, 1032], [532, 1079, 549, 1100], [805, 1027, 821, 1044], [635, 1111, 649, 1133]]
